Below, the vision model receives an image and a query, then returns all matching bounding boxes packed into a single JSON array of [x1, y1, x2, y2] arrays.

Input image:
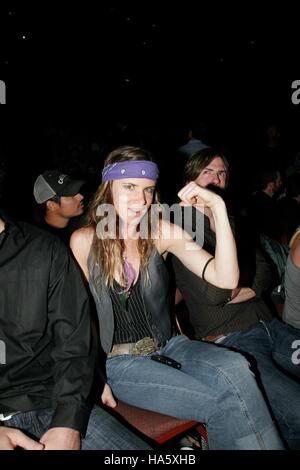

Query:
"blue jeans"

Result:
[[220, 317, 300, 449], [4, 405, 152, 450], [106, 335, 284, 450]]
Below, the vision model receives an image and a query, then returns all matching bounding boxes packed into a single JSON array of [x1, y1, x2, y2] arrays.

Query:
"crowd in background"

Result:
[[1, 118, 300, 229]]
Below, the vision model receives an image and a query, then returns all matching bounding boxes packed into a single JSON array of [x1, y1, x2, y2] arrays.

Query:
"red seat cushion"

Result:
[[115, 401, 198, 443]]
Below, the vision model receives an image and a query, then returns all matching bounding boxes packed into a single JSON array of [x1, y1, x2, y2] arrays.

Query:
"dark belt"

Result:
[[107, 337, 165, 357]]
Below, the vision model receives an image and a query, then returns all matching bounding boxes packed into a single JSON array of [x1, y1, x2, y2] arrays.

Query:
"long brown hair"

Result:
[[87, 146, 160, 287]]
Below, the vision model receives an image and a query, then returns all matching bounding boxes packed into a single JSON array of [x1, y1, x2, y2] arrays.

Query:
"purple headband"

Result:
[[102, 160, 159, 182]]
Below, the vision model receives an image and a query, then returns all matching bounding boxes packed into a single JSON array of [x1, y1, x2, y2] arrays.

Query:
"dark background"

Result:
[[2, 4, 300, 112], [1, 3, 300, 218]]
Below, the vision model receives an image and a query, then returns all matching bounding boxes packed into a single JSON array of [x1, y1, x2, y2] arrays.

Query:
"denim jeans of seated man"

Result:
[[3, 405, 152, 450], [106, 334, 284, 450], [220, 318, 300, 449]]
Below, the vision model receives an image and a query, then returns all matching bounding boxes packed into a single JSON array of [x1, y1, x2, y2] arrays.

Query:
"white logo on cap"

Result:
[[141, 170, 146, 175], [58, 174, 67, 184], [121, 169, 126, 174]]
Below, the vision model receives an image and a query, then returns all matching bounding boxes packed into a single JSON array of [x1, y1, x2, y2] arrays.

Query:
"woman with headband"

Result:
[[70, 146, 284, 450]]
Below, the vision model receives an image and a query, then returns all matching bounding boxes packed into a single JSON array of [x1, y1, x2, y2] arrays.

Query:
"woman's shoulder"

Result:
[[290, 228, 300, 268], [70, 226, 96, 279], [70, 225, 95, 254]]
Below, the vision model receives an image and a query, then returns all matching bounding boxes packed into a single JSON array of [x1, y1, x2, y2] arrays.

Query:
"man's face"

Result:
[[195, 156, 227, 189], [57, 193, 84, 218]]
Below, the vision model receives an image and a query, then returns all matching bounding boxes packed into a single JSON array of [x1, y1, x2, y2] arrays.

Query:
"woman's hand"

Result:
[[178, 182, 223, 210], [101, 383, 117, 408], [39, 428, 80, 450]]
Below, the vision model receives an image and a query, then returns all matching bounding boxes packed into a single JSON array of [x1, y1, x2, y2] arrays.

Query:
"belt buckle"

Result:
[[132, 337, 157, 356]]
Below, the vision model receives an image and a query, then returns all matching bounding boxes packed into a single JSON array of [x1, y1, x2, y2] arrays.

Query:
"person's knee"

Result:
[[217, 348, 253, 378]]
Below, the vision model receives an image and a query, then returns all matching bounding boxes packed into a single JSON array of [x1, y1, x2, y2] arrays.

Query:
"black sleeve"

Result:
[[251, 246, 279, 297], [172, 207, 232, 307], [172, 254, 232, 308], [47, 239, 98, 436]]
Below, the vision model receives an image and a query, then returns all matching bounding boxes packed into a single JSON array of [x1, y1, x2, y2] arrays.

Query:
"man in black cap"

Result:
[[33, 170, 86, 243]]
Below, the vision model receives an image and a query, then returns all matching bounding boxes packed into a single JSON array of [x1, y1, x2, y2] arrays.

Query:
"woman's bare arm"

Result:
[[291, 232, 300, 268], [70, 227, 94, 280], [157, 182, 239, 289]]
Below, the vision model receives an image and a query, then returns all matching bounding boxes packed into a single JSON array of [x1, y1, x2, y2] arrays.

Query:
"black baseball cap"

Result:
[[33, 170, 85, 204]]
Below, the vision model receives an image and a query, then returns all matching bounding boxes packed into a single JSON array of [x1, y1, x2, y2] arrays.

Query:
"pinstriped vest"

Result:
[[88, 248, 173, 353]]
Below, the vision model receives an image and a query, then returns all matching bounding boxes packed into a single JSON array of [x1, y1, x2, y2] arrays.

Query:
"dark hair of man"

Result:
[[286, 173, 300, 199], [183, 147, 229, 186], [49, 195, 61, 204], [256, 168, 278, 191], [0, 164, 6, 201], [42, 195, 61, 214]]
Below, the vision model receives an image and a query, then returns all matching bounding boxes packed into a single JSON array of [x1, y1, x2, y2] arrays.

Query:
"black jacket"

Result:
[[0, 213, 98, 435]]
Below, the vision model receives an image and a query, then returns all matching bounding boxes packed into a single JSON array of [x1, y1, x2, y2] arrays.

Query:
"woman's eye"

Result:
[[145, 188, 155, 194], [123, 184, 134, 190]]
